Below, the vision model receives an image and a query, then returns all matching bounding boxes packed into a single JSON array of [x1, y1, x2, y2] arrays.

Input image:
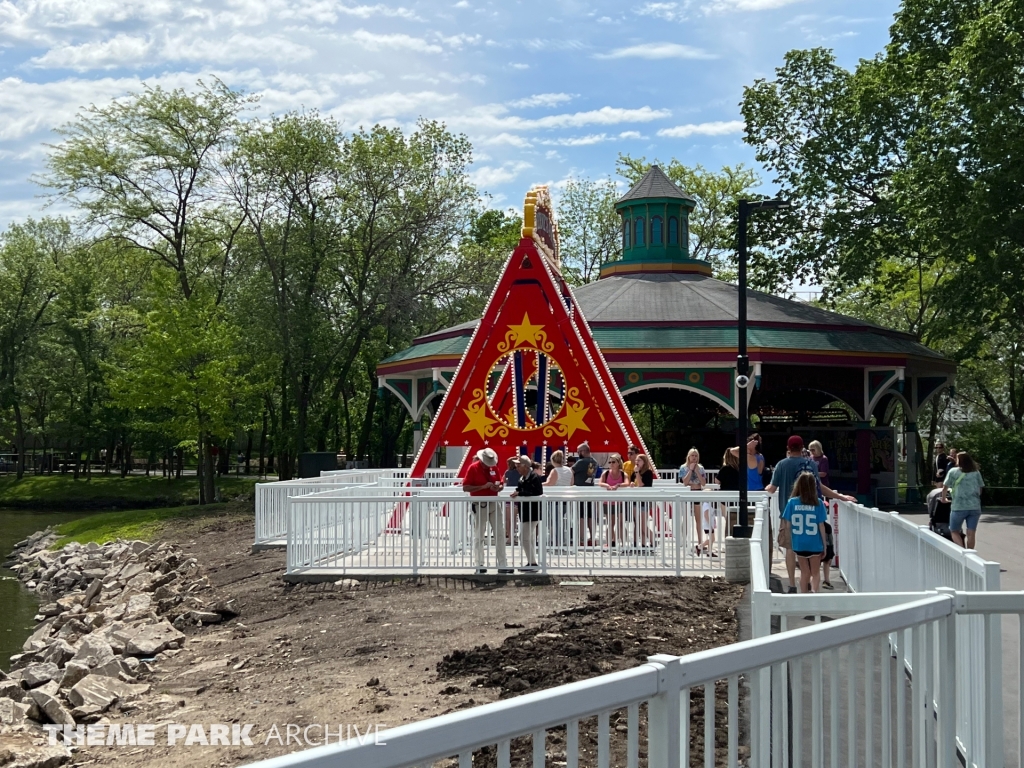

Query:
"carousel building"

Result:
[[378, 168, 954, 502]]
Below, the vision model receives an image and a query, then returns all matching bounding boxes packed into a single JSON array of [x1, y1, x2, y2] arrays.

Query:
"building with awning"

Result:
[[378, 167, 954, 502]]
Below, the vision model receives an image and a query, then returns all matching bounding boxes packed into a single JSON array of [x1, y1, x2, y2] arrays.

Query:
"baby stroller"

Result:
[[926, 487, 952, 541]]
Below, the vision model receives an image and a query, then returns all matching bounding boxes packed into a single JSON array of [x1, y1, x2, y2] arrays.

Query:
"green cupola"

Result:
[[599, 165, 711, 278]]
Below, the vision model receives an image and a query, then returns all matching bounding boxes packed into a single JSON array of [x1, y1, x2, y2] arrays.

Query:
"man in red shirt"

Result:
[[463, 448, 510, 574]]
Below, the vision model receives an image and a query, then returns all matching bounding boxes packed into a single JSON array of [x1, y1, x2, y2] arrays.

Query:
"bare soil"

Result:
[[57, 515, 743, 767]]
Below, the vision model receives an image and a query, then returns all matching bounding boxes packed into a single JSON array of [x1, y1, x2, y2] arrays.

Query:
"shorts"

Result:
[[949, 509, 981, 532], [701, 502, 716, 532], [793, 550, 823, 559]]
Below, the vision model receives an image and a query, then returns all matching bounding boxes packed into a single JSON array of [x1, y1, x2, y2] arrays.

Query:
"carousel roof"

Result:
[[617, 166, 694, 204], [380, 272, 949, 369]]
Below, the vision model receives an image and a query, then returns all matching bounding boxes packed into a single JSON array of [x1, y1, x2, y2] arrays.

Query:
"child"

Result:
[[780, 472, 828, 593]]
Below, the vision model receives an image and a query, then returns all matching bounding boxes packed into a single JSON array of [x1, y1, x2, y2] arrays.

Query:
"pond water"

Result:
[[0, 509, 93, 671]]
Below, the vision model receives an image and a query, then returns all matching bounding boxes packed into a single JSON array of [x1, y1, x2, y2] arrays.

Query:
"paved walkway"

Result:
[[899, 504, 1024, 765]]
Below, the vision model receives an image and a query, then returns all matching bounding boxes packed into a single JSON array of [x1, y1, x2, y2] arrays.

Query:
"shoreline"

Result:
[[2, 515, 744, 768], [1, 527, 237, 767]]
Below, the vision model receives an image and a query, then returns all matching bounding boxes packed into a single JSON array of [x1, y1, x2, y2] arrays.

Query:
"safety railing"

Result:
[[256, 479, 389, 545], [285, 489, 775, 575], [836, 500, 999, 594], [750, 499, 1006, 767], [244, 591, 1020, 768]]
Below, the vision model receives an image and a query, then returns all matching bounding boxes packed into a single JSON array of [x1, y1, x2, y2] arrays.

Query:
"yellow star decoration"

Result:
[[552, 400, 590, 440], [508, 313, 546, 346], [463, 402, 497, 439], [498, 313, 553, 353]]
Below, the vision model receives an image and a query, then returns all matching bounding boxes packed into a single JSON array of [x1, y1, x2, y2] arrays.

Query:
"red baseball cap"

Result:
[[787, 435, 804, 451]]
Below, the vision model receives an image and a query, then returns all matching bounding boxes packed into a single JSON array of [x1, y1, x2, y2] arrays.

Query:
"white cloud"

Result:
[[335, 4, 420, 19], [618, 130, 643, 139], [438, 33, 481, 48], [31, 34, 153, 70], [635, 2, 689, 22], [330, 91, 457, 125], [541, 133, 610, 146], [30, 32, 315, 70], [509, 62, 530, 70], [453, 0, 470, 7], [656, 119, 744, 137], [456, 104, 671, 132], [509, 93, 574, 108], [479, 132, 532, 147], [326, 71, 383, 86], [596, 42, 717, 60], [703, 0, 804, 11], [345, 29, 443, 53], [470, 161, 532, 189]]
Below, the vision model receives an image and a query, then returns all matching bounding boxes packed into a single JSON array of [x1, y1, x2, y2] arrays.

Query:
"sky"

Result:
[[0, 0, 901, 228]]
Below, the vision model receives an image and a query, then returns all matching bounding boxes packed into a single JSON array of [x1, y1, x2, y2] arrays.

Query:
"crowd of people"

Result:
[[461, 433, 983, 586]]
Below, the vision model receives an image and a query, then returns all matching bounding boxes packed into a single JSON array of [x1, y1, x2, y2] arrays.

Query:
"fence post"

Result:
[[983, 560, 1004, 768], [674, 496, 682, 577], [646, 655, 682, 768], [411, 498, 419, 575], [935, 589, 957, 768]]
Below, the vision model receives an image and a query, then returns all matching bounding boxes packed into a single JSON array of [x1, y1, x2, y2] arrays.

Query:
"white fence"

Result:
[[750, 499, 1005, 767], [286, 488, 774, 575], [244, 590, 1024, 768], [255, 470, 461, 545]]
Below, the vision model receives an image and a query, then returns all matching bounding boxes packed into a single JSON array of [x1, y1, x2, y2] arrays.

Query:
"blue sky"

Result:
[[0, 0, 899, 228]]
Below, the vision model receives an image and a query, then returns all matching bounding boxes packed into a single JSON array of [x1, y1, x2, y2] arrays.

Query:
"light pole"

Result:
[[734, 197, 790, 538]]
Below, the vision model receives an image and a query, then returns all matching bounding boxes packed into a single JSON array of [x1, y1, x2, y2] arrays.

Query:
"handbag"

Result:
[[777, 521, 791, 549]]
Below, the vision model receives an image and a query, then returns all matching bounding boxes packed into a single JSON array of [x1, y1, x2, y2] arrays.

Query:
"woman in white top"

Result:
[[544, 450, 573, 549], [681, 448, 716, 557], [544, 450, 573, 486]]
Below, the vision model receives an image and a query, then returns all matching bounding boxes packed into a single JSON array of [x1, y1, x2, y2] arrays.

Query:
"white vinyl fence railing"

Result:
[[749, 500, 1005, 768], [286, 489, 774, 575], [835, 500, 1000, 593], [255, 470, 462, 545], [244, 590, 1024, 768]]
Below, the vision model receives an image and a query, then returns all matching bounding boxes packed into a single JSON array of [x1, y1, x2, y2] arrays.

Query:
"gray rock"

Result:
[[29, 687, 76, 725], [37, 603, 62, 618], [22, 620, 55, 653], [18, 662, 61, 688], [67, 675, 150, 711], [118, 562, 146, 582], [0, 680, 25, 702], [123, 621, 184, 657], [0, 698, 33, 726], [124, 593, 153, 619], [70, 703, 104, 723], [82, 578, 103, 608], [70, 635, 115, 668], [57, 662, 91, 690], [42, 639, 76, 668]]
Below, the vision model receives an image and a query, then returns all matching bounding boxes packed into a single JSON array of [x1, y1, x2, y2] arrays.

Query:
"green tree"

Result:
[[43, 80, 254, 301], [0, 219, 70, 478], [556, 177, 621, 285], [111, 281, 245, 503]]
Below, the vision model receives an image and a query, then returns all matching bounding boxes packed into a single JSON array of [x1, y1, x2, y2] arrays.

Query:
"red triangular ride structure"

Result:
[[408, 186, 652, 480]]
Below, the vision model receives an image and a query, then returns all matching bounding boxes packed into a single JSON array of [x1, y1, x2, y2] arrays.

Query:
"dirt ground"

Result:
[[59, 515, 743, 767]]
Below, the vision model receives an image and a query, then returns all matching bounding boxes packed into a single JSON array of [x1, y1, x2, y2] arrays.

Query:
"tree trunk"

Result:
[[13, 402, 26, 480], [356, 384, 378, 464], [258, 411, 267, 478], [204, 435, 217, 503], [197, 434, 205, 505], [244, 431, 253, 476]]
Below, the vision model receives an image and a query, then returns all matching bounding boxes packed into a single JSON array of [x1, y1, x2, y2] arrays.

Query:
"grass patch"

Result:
[[0, 474, 259, 510], [52, 502, 247, 547]]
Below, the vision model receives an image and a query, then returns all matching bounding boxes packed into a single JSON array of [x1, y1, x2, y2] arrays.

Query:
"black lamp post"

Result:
[[734, 197, 791, 539]]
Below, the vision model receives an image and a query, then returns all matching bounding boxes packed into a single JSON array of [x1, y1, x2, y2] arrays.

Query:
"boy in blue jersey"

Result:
[[780, 472, 828, 593]]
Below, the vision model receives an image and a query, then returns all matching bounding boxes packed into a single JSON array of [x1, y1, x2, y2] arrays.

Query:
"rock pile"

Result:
[[1, 528, 239, 765]]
